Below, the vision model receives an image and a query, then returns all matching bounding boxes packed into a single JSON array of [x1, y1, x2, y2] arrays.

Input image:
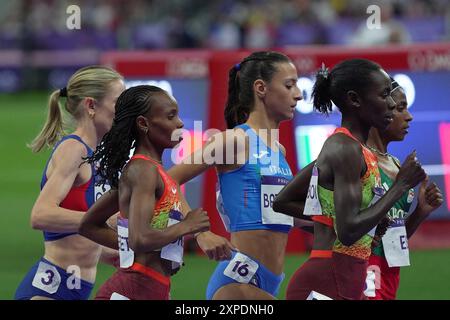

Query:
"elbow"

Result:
[[78, 220, 89, 238], [336, 225, 358, 247], [30, 208, 44, 230], [273, 195, 288, 214], [338, 234, 356, 247], [272, 199, 282, 213]]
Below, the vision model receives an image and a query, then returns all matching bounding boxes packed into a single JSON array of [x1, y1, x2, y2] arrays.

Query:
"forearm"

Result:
[[273, 161, 315, 218], [338, 184, 406, 245], [79, 223, 119, 250], [30, 206, 84, 232], [273, 200, 306, 219], [405, 207, 428, 238], [168, 163, 209, 185], [131, 223, 188, 253]]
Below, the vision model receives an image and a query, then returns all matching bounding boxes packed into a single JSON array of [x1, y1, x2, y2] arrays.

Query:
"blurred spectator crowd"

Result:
[[1, 0, 449, 50]]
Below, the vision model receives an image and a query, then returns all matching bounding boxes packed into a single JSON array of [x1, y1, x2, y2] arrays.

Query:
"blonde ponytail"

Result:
[[28, 90, 65, 153]]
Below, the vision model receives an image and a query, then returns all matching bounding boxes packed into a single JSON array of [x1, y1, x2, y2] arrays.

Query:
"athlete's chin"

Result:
[[282, 111, 295, 121], [395, 133, 407, 141]]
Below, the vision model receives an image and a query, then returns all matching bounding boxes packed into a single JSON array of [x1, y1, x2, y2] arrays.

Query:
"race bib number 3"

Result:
[[260, 176, 293, 226], [32, 261, 62, 294], [303, 165, 322, 216], [223, 252, 259, 284]]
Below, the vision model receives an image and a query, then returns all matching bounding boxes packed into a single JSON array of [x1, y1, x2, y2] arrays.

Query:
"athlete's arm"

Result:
[[332, 137, 424, 246], [273, 160, 316, 219], [127, 160, 209, 253], [168, 130, 246, 184], [406, 176, 443, 238], [79, 189, 120, 249], [168, 133, 219, 185], [30, 140, 88, 232], [177, 185, 235, 260]]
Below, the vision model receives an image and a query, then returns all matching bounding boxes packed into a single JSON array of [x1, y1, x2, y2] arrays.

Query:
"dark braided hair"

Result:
[[224, 51, 292, 129], [87, 85, 167, 189], [312, 58, 382, 115]]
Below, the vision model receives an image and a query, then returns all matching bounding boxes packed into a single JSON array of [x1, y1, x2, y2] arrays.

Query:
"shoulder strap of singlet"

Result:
[[235, 123, 250, 131], [130, 154, 162, 166], [235, 123, 281, 155], [129, 154, 175, 185], [129, 154, 179, 211], [332, 127, 361, 144], [42, 135, 93, 186], [332, 127, 377, 175], [52, 134, 93, 157], [235, 123, 256, 139]]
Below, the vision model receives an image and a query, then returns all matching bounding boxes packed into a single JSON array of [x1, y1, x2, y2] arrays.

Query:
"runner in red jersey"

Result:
[[81, 85, 210, 300]]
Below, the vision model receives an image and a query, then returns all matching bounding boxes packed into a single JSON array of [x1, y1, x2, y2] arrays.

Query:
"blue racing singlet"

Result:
[[217, 124, 294, 233]]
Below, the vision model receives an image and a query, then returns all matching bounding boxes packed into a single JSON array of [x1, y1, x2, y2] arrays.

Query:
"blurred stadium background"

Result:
[[1, 0, 450, 300]]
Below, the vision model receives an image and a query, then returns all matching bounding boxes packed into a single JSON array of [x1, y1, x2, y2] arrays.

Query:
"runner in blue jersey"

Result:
[[169, 51, 311, 299]]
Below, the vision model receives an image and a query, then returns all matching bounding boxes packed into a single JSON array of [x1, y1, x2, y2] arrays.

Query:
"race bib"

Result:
[[95, 184, 111, 202], [367, 187, 386, 237], [94, 161, 111, 201], [306, 291, 333, 300], [223, 252, 259, 284], [110, 292, 130, 300], [117, 217, 134, 268], [303, 165, 322, 216], [363, 270, 377, 298], [161, 210, 184, 269], [32, 261, 62, 294], [382, 219, 410, 267], [260, 176, 294, 226]]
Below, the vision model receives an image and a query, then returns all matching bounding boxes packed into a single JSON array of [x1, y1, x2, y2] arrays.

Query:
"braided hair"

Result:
[[87, 85, 167, 189], [224, 51, 292, 129]]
